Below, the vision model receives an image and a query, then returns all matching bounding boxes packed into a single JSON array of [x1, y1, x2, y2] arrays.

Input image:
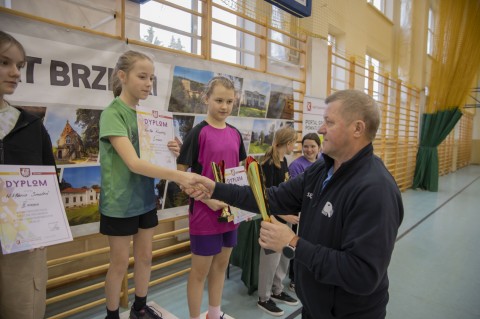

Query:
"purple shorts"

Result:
[[190, 229, 238, 256]]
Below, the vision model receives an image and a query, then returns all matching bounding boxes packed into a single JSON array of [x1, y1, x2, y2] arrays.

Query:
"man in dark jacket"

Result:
[[186, 89, 404, 319]]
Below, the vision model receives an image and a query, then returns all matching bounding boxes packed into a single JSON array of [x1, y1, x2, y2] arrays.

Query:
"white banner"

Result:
[[9, 33, 172, 110], [303, 96, 325, 135], [303, 96, 325, 115]]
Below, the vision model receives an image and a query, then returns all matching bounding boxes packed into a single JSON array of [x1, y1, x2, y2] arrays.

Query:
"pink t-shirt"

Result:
[[177, 121, 246, 235]]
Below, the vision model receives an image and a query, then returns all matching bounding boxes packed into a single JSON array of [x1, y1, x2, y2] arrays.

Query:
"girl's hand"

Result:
[[167, 140, 180, 157], [178, 172, 214, 200], [202, 199, 228, 211]]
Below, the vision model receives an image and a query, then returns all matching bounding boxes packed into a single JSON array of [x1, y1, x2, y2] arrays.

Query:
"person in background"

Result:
[[287, 132, 323, 292], [0, 30, 56, 319], [99, 50, 199, 319], [187, 89, 404, 319], [177, 76, 246, 319], [256, 125, 299, 317], [288, 132, 322, 180]]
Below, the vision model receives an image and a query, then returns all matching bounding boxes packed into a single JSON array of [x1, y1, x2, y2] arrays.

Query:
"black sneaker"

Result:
[[257, 299, 284, 316], [271, 291, 299, 306], [129, 305, 163, 319]]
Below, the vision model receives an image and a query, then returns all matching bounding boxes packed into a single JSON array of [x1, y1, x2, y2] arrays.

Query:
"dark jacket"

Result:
[[213, 144, 403, 318], [0, 108, 55, 166]]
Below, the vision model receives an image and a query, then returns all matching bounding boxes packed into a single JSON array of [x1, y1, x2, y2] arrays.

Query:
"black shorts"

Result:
[[100, 209, 159, 236]]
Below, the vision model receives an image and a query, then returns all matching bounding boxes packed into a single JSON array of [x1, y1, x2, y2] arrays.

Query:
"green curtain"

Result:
[[412, 108, 463, 191]]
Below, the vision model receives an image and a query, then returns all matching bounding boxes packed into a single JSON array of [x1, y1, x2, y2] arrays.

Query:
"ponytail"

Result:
[[261, 126, 296, 169]]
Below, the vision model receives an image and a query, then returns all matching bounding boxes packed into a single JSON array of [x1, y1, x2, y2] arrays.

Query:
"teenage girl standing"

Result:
[[177, 76, 246, 319], [257, 125, 299, 317], [0, 30, 56, 319], [100, 50, 198, 319]]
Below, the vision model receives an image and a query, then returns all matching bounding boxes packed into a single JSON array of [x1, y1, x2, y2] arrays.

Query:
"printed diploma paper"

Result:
[[0, 165, 73, 254], [136, 106, 176, 170], [224, 166, 257, 224]]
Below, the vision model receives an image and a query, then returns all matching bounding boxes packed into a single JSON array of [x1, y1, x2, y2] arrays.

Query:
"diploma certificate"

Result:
[[224, 166, 257, 224], [0, 165, 73, 254], [136, 106, 176, 170]]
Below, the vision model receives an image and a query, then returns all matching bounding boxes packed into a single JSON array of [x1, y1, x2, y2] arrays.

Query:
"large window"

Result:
[[367, 0, 394, 20], [269, 6, 301, 65], [329, 33, 348, 91], [139, 1, 202, 54], [367, 0, 385, 13], [211, 2, 241, 64], [427, 8, 435, 56], [327, 33, 336, 51], [365, 54, 381, 100]]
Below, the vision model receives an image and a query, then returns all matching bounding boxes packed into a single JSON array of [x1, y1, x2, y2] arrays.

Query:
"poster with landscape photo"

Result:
[[239, 79, 271, 118], [59, 165, 101, 226], [44, 106, 101, 165], [168, 66, 213, 114], [248, 119, 276, 155], [227, 117, 253, 155], [267, 84, 294, 120]]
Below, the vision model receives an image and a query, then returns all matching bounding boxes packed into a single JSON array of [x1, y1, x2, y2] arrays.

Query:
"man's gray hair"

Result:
[[325, 90, 381, 141]]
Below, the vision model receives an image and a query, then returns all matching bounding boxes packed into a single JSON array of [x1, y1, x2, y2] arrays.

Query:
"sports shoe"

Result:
[[271, 291, 299, 306], [206, 313, 226, 319], [288, 281, 296, 292], [257, 299, 284, 316], [129, 305, 163, 319]]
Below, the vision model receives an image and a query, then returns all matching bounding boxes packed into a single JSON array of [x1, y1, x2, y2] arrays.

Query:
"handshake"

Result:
[[177, 158, 297, 253], [179, 173, 215, 201], [179, 157, 270, 223]]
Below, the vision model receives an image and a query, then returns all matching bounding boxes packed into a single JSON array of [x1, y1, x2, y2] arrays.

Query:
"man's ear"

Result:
[[353, 120, 366, 137]]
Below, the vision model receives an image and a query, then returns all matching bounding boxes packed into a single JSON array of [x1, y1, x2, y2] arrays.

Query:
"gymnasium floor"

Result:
[[48, 165, 480, 319]]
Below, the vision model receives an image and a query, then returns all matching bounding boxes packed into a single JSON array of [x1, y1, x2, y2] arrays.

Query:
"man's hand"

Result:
[[259, 215, 296, 252]]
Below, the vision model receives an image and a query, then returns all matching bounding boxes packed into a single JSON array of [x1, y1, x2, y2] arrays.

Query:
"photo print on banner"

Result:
[[6, 32, 296, 232]]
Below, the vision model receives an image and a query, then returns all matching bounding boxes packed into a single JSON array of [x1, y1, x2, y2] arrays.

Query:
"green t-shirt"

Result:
[[99, 97, 156, 218]]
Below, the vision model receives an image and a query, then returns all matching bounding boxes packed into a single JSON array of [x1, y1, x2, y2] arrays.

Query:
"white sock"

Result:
[[208, 305, 221, 318]]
